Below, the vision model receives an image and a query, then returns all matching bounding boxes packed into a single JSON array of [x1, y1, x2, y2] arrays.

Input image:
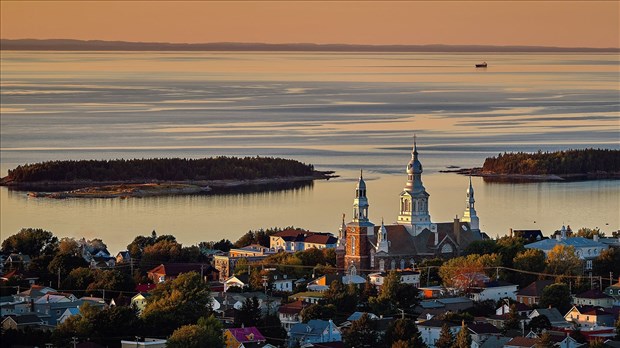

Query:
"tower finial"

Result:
[[360, 169, 363, 179]]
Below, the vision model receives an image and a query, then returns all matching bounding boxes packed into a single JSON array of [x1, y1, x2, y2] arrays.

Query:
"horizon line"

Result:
[[1, 38, 618, 52]]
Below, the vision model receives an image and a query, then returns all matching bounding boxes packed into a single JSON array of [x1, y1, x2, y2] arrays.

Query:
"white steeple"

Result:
[[461, 175, 480, 231], [376, 218, 389, 253], [397, 136, 436, 236], [337, 213, 346, 248], [353, 169, 369, 223]]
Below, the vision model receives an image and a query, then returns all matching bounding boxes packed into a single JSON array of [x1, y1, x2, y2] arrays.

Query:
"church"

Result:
[[335, 139, 485, 275]]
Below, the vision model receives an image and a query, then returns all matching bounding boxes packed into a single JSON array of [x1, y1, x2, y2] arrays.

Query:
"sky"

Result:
[[1, 1, 619, 48]]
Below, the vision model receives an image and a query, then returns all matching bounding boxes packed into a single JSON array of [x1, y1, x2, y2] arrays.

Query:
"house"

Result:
[[417, 319, 461, 348], [1, 313, 48, 331], [268, 271, 295, 293], [525, 225, 608, 271], [504, 336, 538, 348], [496, 302, 532, 317], [467, 322, 502, 348], [289, 292, 324, 305], [528, 308, 572, 329], [147, 263, 219, 283], [289, 319, 342, 347], [603, 277, 620, 306], [225, 275, 251, 292], [131, 293, 151, 314], [3, 253, 31, 270], [525, 331, 581, 348], [468, 281, 518, 302], [0, 299, 31, 316], [476, 336, 512, 348], [214, 252, 272, 281], [564, 305, 616, 328], [278, 300, 308, 332], [517, 280, 554, 306], [573, 289, 615, 308], [115, 251, 131, 264], [34, 298, 105, 326], [368, 270, 421, 288], [307, 274, 365, 292], [224, 326, 267, 348], [58, 307, 80, 324], [419, 286, 447, 299], [226, 292, 281, 315], [269, 229, 337, 252]]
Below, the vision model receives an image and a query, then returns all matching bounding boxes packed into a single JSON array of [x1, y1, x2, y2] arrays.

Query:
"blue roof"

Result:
[[525, 237, 606, 251], [290, 319, 331, 337]]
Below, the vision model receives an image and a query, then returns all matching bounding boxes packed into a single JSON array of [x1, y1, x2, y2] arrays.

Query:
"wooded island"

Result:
[[0, 157, 332, 198]]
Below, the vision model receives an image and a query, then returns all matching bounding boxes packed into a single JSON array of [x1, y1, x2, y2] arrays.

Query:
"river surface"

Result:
[[1, 51, 619, 252]]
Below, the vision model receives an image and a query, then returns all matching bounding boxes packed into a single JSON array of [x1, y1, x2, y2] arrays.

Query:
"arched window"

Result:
[[349, 264, 357, 276], [379, 259, 385, 272], [391, 259, 396, 270], [404, 199, 410, 212], [351, 236, 356, 255], [441, 243, 454, 254], [370, 250, 375, 268], [400, 259, 405, 269]]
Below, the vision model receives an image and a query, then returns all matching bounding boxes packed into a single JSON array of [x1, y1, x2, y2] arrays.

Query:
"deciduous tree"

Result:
[[435, 324, 455, 348], [539, 283, 572, 313], [545, 245, 582, 279]]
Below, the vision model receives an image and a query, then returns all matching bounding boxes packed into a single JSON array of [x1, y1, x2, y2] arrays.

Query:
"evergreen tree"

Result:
[[384, 318, 425, 347], [435, 324, 455, 348], [453, 321, 472, 348], [344, 313, 379, 348], [234, 296, 262, 327]]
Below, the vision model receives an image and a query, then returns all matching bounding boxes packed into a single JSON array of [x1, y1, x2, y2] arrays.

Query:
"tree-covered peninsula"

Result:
[[481, 148, 619, 178], [1, 157, 331, 197]]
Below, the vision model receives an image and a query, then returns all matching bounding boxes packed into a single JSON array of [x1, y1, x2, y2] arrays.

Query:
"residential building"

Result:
[[289, 319, 342, 347], [289, 292, 324, 304], [418, 319, 461, 348], [368, 269, 421, 288], [306, 274, 365, 292], [517, 280, 554, 306], [270, 230, 337, 252], [115, 251, 131, 264], [525, 226, 608, 271], [504, 337, 538, 348], [574, 289, 615, 308], [496, 302, 532, 317], [3, 253, 31, 270], [224, 275, 250, 292], [146, 263, 219, 283], [214, 253, 271, 281], [120, 338, 166, 348], [528, 308, 572, 329], [278, 300, 308, 332], [467, 322, 502, 348], [224, 327, 267, 348], [131, 293, 151, 314], [58, 307, 80, 324], [1, 314, 48, 331], [564, 305, 616, 328], [603, 278, 620, 306], [468, 281, 518, 302]]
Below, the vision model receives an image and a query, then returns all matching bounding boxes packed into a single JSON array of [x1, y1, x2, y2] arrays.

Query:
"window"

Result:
[[391, 259, 396, 270], [351, 236, 356, 254]]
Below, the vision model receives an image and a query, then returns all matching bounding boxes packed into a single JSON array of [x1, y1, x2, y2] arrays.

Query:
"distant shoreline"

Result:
[[441, 167, 620, 182], [14, 174, 334, 199], [1, 39, 618, 53]]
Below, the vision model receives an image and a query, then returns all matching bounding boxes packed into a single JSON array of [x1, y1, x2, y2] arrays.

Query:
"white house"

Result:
[[468, 281, 518, 302], [58, 307, 80, 324], [289, 319, 342, 346], [418, 319, 461, 348], [368, 270, 421, 288], [224, 275, 250, 292], [524, 225, 608, 271]]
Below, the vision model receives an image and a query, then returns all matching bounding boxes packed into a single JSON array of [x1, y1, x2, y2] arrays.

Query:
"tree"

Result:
[[463, 240, 498, 256], [1, 228, 58, 257], [142, 272, 212, 335], [527, 315, 551, 333], [167, 315, 224, 348], [589, 339, 605, 348], [439, 254, 500, 291], [575, 228, 603, 239], [512, 249, 546, 286], [454, 321, 472, 348], [545, 245, 582, 279], [344, 313, 379, 348], [503, 304, 521, 332], [384, 318, 425, 347], [435, 324, 455, 348], [48, 252, 88, 279], [535, 332, 554, 348], [539, 283, 572, 314], [234, 297, 261, 327], [259, 313, 287, 346], [593, 248, 620, 277], [496, 236, 525, 268]]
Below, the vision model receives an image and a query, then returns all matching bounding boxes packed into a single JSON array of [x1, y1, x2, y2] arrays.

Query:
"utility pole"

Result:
[[58, 268, 61, 289], [426, 266, 431, 286], [611, 272, 614, 287], [102, 289, 105, 302], [130, 258, 134, 275], [71, 337, 78, 348]]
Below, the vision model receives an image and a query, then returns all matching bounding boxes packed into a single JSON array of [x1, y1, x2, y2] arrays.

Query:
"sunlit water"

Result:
[[1, 52, 619, 252]]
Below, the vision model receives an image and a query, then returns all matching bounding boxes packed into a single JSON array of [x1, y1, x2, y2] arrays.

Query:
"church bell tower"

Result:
[[344, 170, 374, 275], [462, 176, 480, 231], [397, 136, 437, 236]]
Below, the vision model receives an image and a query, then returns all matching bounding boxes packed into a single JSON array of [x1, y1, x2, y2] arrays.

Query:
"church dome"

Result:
[[407, 157, 423, 174]]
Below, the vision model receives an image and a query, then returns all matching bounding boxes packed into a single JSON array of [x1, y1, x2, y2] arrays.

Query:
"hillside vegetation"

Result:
[[482, 149, 619, 175], [2, 157, 316, 183]]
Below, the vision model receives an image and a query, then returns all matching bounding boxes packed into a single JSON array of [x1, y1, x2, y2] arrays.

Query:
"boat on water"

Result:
[[475, 62, 488, 68]]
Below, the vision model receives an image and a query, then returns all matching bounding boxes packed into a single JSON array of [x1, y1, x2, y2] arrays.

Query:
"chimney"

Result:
[[556, 234, 561, 241], [593, 234, 599, 242]]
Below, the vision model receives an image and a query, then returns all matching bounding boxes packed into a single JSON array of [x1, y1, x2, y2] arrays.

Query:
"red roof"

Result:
[[506, 337, 537, 348], [135, 283, 157, 292], [278, 300, 307, 315], [227, 327, 266, 343], [576, 289, 613, 300], [147, 263, 219, 277]]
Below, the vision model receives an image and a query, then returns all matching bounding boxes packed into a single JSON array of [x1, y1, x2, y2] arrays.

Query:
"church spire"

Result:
[[462, 175, 480, 231], [376, 218, 389, 253], [353, 169, 369, 222]]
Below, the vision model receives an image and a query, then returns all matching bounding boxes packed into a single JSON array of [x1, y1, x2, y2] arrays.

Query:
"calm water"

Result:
[[1, 52, 619, 252]]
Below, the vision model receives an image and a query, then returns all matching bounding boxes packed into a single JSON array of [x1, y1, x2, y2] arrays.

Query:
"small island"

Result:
[[445, 148, 620, 181], [1, 157, 335, 198]]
